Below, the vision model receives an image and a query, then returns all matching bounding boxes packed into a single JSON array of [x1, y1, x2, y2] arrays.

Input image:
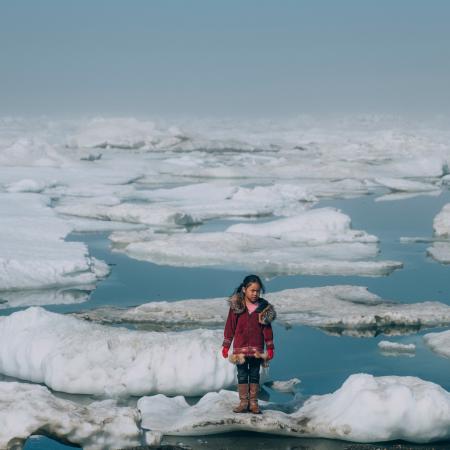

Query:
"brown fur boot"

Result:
[[233, 384, 249, 413], [248, 383, 262, 414]]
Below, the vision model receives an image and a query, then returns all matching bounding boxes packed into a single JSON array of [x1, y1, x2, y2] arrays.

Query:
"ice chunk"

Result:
[[0, 193, 109, 291], [227, 208, 378, 244], [115, 209, 401, 277], [424, 330, 450, 359], [0, 381, 144, 450], [264, 378, 301, 393], [0, 307, 235, 396], [374, 177, 440, 193], [73, 285, 450, 336], [378, 340, 416, 357], [427, 241, 450, 264], [433, 203, 450, 237], [138, 373, 450, 443]]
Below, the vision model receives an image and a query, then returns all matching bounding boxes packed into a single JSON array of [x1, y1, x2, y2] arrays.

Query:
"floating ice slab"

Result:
[[0, 193, 109, 291], [433, 203, 450, 237], [264, 378, 301, 393], [378, 340, 416, 357], [74, 285, 450, 336], [0, 381, 146, 450], [138, 373, 450, 443], [424, 330, 450, 359], [374, 177, 440, 193], [114, 209, 401, 277], [425, 203, 450, 264], [427, 241, 450, 264], [0, 307, 235, 396]]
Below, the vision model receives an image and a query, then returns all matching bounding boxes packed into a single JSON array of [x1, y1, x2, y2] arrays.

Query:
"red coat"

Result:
[[222, 297, 276, 356]]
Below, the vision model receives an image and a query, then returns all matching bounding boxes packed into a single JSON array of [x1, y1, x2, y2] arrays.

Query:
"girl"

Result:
[[221, 274, 276, 414]]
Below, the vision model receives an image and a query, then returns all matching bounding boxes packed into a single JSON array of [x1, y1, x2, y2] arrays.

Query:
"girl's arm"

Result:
[[222, 308, 238, 348], [263, 323, 274, 350]]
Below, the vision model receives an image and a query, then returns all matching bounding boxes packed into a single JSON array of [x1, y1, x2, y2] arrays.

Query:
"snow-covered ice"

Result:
[[73, 285, 450, 336], [0, 307, 235, 396], [424, 330, 450, 359], [0, 381, 145, 450], [113, 209, 402, 277], [378, 340, 416, 356], [433, 203, 450, 237], [0, 193, 109, 291], [264, 378, 301, 393], [138, 373, 450, 443]]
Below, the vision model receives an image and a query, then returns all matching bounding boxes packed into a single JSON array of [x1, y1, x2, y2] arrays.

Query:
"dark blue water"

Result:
[[13, 190, 450, 448]]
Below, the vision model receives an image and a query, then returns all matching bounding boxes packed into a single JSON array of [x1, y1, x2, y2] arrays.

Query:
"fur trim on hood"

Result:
[[227, 295, 276, 324]]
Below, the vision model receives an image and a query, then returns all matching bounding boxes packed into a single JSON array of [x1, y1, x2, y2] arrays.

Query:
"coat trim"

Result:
[[227, 296, 276, 324], [229, 351, 270, 368]]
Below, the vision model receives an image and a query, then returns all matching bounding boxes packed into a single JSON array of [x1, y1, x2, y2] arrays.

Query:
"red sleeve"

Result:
[[263, 324, 274, 350], [222, 308, 238, 348]]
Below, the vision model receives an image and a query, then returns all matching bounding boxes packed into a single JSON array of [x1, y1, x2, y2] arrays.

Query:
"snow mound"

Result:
[[424, 330, 450, 359], [138, 373, 450, 444], [0, 381, 145, 450], [114, 209, 401, 277], [0, 307, 235, 396], [74, 285, 450, 336], [0, 193, 109, 291]]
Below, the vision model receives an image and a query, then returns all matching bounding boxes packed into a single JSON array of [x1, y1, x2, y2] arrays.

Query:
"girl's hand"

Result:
[[222, 347, 229, 358], [267, 349, 274, 360]]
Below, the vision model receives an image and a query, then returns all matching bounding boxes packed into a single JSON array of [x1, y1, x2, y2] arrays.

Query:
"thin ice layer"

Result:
[[73, 285, 450, 336], [138, 373, 450, 443], [424, 330, 450, 359], [0, 381, 145, 450], [0, 193, 109, 291], [0, 307, 235, 396], [114, 209, 401, 277]]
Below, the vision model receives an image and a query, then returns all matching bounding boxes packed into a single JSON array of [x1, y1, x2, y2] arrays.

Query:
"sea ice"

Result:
[[425, 203, 450, 264], [0, 307, 235, 396], [0, 193, 109, 291], [73, 285, 450, 336], [0, 381, 145, 450], [433, 203, 450, 237], [424, 330, 450, 359], [138, 373, 450, 443], [113, 209, 401, 277], [378, 340, 416, 357]]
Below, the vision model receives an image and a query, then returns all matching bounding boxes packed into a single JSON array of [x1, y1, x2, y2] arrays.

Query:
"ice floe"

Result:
[[0, 193, 109, 291], [0, 307, 235, 396], [138, 373, 450, 443], [426, 203, 450, 264], [378, 340, 416, 357], [264, 378, 301, 393], [112, 209, 401, 277], [0, 381, 146, 450], [424, 330, 450, 359], [73, 285, 450, 336]]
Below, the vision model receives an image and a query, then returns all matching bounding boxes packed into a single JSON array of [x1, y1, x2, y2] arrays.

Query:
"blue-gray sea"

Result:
[[14, 191, 450, 450]]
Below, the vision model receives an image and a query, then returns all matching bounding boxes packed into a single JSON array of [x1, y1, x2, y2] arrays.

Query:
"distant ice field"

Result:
[[1, 116, 450, 449]]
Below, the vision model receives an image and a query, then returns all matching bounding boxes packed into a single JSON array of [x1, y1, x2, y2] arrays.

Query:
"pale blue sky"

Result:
[[1, 0, 449, 117]]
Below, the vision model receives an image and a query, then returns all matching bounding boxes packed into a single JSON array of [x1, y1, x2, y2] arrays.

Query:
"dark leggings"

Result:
[[236, 357, 262, 384]]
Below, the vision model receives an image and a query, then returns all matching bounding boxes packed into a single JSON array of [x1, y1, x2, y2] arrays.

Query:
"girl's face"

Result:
[[243, 282, 261, 303]]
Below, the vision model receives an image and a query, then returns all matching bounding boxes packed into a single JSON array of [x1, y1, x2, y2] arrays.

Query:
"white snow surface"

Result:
[[424, 330, 450, 359], [0, 307, 235, 396], [433, 203, 450, 236], [0, 193, 109, 291], [0, 381, 145, 450], [138, 373, 450, 443], [73, 285, 450, 335], [427, 241, 450, 264], [113, 209, 401, 277], [378, 340, 416, 353]]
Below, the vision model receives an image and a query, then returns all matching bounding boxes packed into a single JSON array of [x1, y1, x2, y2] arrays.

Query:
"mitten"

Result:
[[222, 346, 229, 358], [267, 348, 274, 360]]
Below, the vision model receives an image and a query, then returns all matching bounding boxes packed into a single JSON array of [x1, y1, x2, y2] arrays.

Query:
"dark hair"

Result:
[[232, 274, 265, 297]]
